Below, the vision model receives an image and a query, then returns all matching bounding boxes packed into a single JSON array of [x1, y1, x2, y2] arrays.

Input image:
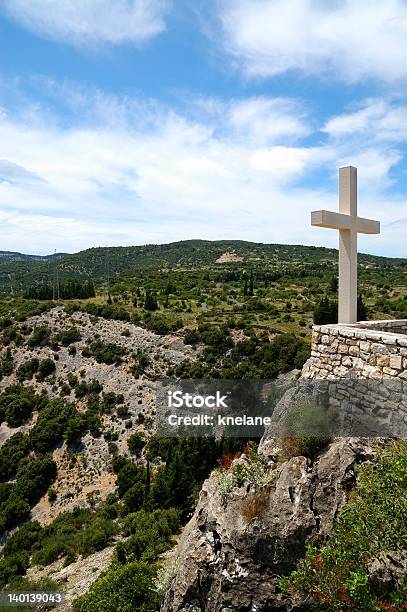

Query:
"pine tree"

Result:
[[248, 270, 254, 296], [313, 296, 338, 324], [144, 291, 158, 311], [357, 294, 368, 321], [243, 278, 248, 296]]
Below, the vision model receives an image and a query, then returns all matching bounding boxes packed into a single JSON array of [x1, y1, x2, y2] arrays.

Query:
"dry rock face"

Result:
[[161, 437, 378, 612], [0, 307, 196, 521]]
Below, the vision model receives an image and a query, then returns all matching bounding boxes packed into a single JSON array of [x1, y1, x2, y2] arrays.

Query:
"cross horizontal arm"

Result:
[[311, 210, 380, 234], [355, 216, 380, 234], [311, 210, 351, 230]]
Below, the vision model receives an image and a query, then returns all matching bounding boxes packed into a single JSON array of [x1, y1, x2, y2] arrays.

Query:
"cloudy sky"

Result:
[[0, 0, 406, 256]]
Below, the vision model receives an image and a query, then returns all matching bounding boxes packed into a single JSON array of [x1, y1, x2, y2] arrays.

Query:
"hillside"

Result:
[[0, 251, 67, 263], [1, 240, 405, 294]]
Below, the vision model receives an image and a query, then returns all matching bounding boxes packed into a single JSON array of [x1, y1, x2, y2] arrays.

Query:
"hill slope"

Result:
[[0, 240, 405, 293]]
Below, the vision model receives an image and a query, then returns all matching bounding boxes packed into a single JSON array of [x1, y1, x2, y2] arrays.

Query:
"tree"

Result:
[[144, 291, 158, 311], [357, 293, 368, 321], [329, 275, 338, 292], [248, 270, 254, 296], [313, 296, 338, 325]]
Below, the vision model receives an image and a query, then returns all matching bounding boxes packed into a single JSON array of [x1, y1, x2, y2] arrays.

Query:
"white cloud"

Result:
[[324, 99, 407, 142], [218, 0, 407, 82], [227, 97, 310, 145], [0, 0, 169, 46], [0, 83, 405, 256]]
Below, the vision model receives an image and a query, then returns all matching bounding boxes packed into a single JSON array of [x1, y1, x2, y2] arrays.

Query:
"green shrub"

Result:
[[52, 327, 82, 346], [0, 385, 45, 428], [0, 494, 31, 531], [15, 455, 57, 505], [30, 400, 78, 454], [28, 326, 50, 347], [73, 561, 160, 612], [131, 350, 150, 378], [17, 358, 39, 381], [0, 432, 31, 480], [0, 348, 14, 376], [37, 358, 56, 380], [127, 432, 145, 457], [82, 341, 127, 365], [48, 488, 57, 504]]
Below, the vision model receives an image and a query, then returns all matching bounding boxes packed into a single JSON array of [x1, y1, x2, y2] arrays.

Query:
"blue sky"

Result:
[[0, 1, 406, 256]]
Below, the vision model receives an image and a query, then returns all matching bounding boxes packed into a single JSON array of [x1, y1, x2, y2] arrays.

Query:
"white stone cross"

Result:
[[311, 166, 380, 324]]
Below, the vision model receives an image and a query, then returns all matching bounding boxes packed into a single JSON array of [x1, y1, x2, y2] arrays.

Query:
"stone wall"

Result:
[[303, 319, 407, 380]]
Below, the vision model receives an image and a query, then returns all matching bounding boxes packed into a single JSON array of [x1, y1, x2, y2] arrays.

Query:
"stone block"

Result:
[[333, 366, 349, 377], [342, 357, 355, 367], [376, 355, 390, 368], [371, 343, 389, 355], [338, 344, 349, 354], [382, 367, 399, 377], [389, 356, 403, 370]]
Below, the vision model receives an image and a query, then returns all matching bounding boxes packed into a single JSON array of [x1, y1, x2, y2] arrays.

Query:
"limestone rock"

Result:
[[161, 437, 378, 612]]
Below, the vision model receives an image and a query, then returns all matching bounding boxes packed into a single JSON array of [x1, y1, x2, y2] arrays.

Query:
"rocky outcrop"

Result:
[[161, 437, 378, 612], [367, 550, 407, 597]]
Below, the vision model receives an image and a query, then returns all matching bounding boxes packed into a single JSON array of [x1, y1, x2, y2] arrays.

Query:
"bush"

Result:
[[240, 488, 270, 523], [15, 455, 57, 505], [0, 385, 45, 428], [83, 341, 127, 365], [0, 348, 14, 376], [0, 494, 31, 531], [0, 551, 30, 588], [184, 328, 201, 345], [48, 488, 57, 504], [0, 432, 31, 480], [37, 358, 56, 381], [30, 400, 78, 454], [28, 326, 50, 347], [52, 327, 81, 347], [279, 398, 332, 460], [131, 351, 150, 378], [73, 561, 160, 612], [127, 432, 145, 457], [17, 358, 39, 382]]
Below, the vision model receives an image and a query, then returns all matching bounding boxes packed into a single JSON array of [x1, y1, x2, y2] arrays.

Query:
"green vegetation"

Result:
[[0, 385, 115, 537], [279, 441, 407, 610], [0, 385, 46, 427], [82, 340, 127, 365], [73, 561, 160, 612], [174, 326, 310, 379], [127, 432, 145, 456], [52, 326, 81, 346], [24, 280, 95, 300]]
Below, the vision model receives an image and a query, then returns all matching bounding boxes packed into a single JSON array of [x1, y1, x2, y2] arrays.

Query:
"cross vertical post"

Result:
[[338, 166, 357, 324]]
